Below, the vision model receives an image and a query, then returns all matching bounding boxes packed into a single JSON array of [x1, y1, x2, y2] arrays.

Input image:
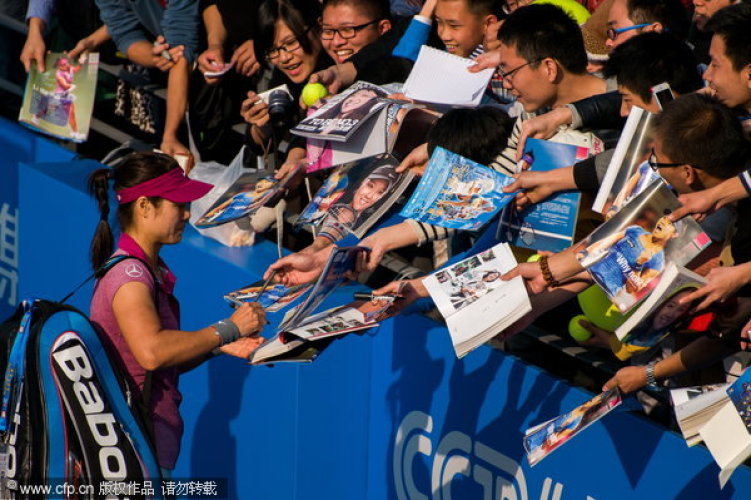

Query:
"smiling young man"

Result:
[[320, 0, 392, 64], [434, 0, 501, 58], [492, 4, 608, 175], [703, 3, 751, 119]]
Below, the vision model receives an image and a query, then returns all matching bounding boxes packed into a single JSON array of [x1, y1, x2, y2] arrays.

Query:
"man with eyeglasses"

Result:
[[320, 0, 391, 65], [604, 0, 688, 51], [481, 4, 608, 176]]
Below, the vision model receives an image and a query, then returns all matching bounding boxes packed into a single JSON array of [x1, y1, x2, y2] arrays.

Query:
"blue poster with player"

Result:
[[400, 147, 516, 231]]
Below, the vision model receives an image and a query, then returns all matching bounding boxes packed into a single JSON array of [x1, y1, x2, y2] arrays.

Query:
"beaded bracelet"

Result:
[[539, 255, 560, 288]]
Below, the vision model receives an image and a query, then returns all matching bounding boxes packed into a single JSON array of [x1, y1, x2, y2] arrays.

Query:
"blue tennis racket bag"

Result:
[[0, 259, 163, 498]]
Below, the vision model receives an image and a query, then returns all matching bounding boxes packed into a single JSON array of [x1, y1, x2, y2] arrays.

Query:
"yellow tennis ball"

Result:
[[302, 83, 328, 107], [577, 285, 627, 332], [569, 315, 592, 341], [527, 254, 542, 263]]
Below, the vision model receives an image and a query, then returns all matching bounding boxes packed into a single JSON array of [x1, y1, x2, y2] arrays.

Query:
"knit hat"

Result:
[[581, 0, 615, 62]]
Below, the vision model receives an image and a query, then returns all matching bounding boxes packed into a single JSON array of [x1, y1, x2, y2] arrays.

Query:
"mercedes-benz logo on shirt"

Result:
[[125, 263, 144, 278]]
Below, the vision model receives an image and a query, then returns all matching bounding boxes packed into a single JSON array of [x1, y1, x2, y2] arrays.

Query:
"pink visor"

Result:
[[115, 168, 213, 204]]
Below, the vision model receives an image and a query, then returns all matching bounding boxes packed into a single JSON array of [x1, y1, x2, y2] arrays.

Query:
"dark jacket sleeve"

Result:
[[572, 155, 600, 194], [571, 91, 626, 131], [349, 16, 442, 84], [732, 200, 751, 296]]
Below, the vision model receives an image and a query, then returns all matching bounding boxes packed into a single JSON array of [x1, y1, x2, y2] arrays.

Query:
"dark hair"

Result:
[[322, 0, 390, 21], [706, 3, 751, 72], [654, 93, 750, 178], [256, 0, 321, 66], [498, 4, 587, 74], [427, 106, 514, 165], [88, 153, 180, 270], [627, 0, 689, 41], [437, 0, 505, 18], [318, 88, 383, 123], [603, 33, 702, 103]]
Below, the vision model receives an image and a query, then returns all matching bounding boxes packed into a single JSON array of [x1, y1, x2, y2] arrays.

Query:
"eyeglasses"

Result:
[[320, 19, 382, 40], [606, 23, 650, 41], [648, 148, 685, 171], [497, 58, 542, 81], [265, 37, 303, 62]]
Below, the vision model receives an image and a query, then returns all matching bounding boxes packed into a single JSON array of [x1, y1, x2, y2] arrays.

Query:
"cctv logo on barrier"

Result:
[[393, 410, 597, 500]]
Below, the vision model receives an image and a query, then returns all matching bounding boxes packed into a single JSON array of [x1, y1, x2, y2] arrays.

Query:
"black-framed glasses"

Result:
[[265, 36, 304, 61], [606, 23, 650, 41], [648, 148, 684, 171], [497, 58, 542, 81], [320, 19, 382, 40]]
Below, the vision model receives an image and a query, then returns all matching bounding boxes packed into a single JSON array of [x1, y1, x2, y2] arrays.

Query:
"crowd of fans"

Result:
[[10, 0, 751, 423]]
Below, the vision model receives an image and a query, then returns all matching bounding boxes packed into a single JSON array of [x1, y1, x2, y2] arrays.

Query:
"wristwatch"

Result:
[[645, 361, 658, 387]]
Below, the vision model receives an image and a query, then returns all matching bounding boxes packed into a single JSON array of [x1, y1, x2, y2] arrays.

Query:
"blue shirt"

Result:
[[26, 0, 55, 24], [94, 0, 199, 62]]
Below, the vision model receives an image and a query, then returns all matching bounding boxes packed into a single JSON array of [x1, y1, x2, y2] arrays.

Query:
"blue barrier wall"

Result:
[[10, 120, 751, 499], [0, 118, 75, 319]]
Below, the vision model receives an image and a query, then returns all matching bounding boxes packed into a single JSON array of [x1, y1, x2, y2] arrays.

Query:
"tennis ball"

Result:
[[569, 315, 592, 341], [577, 285, 629, 332], [302, 83, 328, 107], [527, 254, 542, 263]]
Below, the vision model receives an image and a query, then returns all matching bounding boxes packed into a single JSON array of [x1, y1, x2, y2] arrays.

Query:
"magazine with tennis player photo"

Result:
[[296, 154, 414, 241], [523, 388, 622, 466], [400, 147, 516, 232], [224, 281, 312, 312], [592, 106, 659, 217], [18, 52, 99, 143], [291, 81, 390, 142], [195, 163, 304, 228], [277, 246, 368, 332], [575, 180, 710, 313], [422, 242, 531, 358]]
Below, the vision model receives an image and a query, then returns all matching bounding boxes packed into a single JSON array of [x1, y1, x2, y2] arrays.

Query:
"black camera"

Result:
[[267, 90, 293, 129]]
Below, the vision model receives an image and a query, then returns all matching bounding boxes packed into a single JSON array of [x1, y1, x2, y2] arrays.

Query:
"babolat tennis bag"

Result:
[[0, 257, 163, 498]]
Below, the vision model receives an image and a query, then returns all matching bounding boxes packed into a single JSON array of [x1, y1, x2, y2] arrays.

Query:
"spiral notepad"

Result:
[[402, 46, 494, 107]]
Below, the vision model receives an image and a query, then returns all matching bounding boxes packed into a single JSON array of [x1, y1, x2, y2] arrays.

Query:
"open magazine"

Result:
[[195, 163, 304, 228], [248, 333, 336, 366], [402, 46, 494, 107], [305, 94, 440, 172], [400, 147, 516, 231], [296, 154, 413, 240], [284, 300, 391, 341], [592, 106, 659, 216], [498, 138, 589, 252], [277, 246, 368, 332], [291, 81, 390, 142], [422, 243, 531, 358], [575, 179, 710, 313], [224, 281, 312, 312], [700, 367, 751, 488], [249, 299, 392, 365], [670, 384, 730, 447], [614, 264, 705, 350], [523, 388, 621, 466], [18, 52, 99, 143]]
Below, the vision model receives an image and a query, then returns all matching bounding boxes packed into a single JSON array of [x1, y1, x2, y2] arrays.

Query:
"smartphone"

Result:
[[651, 82, 674, 111]]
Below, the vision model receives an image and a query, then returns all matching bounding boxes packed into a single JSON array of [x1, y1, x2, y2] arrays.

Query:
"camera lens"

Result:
[[267, 90, 292, 129]]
